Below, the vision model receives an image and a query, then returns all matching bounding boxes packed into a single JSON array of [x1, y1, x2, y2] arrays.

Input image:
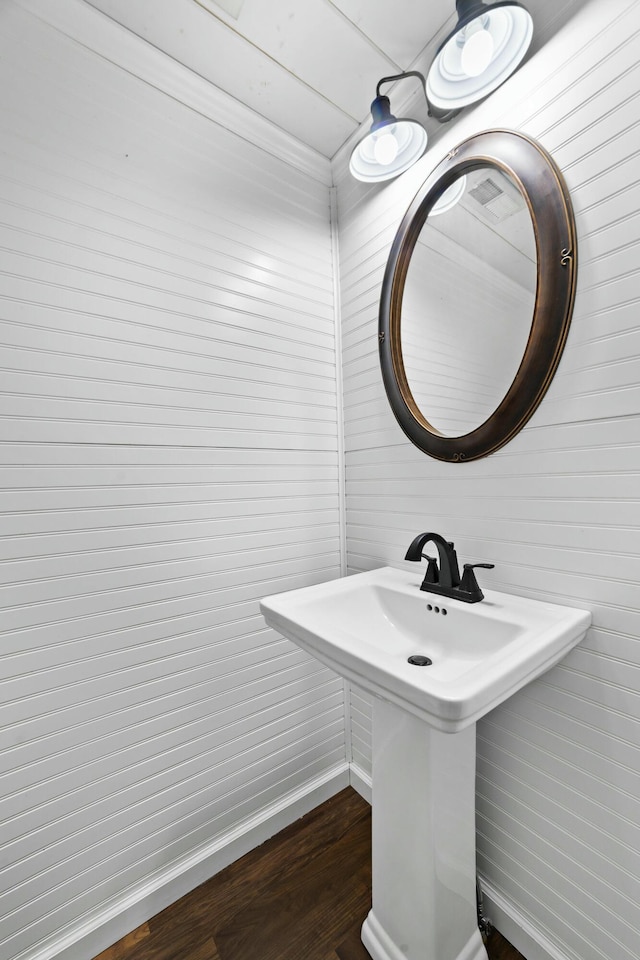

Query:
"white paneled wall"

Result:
[[334, 2, 640, 959], [0, 3, 343, 960], [4, 2, 640, 960]]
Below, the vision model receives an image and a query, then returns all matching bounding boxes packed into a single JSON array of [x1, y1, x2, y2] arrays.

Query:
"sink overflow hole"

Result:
[[426, 604, 447, 615], [408, 655, 433, 666]]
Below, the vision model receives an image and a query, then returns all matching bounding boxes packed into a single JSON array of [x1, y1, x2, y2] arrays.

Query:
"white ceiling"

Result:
[[84, 0, 589, 159]]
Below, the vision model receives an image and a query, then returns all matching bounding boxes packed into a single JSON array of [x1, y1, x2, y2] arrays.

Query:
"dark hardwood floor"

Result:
[[94, 788, 525, 960]]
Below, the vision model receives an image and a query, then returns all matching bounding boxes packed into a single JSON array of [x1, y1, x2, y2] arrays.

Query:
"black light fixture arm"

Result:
[[372, 71, 459, 127], [375, 71, 426, 99]]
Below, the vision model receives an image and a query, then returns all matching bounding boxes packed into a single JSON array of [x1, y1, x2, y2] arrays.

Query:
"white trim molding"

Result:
[[14, 0, 332, 185], [22, 765, 350, 960], [480, 877, 577, 960]]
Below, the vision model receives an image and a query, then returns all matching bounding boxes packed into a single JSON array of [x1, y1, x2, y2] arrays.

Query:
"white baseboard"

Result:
[[480, 877, 573, 960], [28, 763, 350, 960], [349, 762, 372, 804], [19, 764, 555, 960]]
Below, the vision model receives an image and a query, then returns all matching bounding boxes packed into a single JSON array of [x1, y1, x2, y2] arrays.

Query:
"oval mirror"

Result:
[[379, 130, 577, 462]]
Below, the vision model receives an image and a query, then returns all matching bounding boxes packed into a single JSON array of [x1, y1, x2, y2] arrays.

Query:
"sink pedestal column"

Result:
[[362, 698, 488, 960]]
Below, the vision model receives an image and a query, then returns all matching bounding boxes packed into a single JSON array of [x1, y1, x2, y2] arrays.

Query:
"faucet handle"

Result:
[[459, 563, 495, 601], [421, 555, 439, 584]]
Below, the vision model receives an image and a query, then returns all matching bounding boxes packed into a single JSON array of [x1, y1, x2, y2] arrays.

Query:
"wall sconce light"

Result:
[[349, 72, 429, 183], [426, 0, 533, 114], [350, 2, 533, 184]]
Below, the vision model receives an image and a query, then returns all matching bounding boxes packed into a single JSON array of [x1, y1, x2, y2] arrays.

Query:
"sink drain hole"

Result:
[[408, 654, 433, 666]]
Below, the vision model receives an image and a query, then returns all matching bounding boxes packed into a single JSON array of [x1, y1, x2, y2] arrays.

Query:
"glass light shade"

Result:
[[427, 1, 533, 112], [349, 119, 428, 183]]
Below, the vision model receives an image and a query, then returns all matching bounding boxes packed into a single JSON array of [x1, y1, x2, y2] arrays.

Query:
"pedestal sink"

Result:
[[260, 566, 591, 960]]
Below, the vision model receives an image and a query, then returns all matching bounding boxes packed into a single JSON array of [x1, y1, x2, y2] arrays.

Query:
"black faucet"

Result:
[[405, 532, 494, 603]]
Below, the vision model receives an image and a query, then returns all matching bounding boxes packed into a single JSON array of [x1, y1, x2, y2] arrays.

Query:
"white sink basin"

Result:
[[260, 566, 591, 733]]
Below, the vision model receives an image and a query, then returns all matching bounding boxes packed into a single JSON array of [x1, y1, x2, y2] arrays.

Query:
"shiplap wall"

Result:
[[0, 3, 344, 959], [334, 2, 640, 959]]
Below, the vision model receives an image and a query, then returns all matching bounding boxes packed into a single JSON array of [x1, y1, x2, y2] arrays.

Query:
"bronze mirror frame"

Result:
[[379, 129, 577, 462]]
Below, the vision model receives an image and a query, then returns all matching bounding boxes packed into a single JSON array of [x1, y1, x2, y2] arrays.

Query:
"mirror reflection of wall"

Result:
[[401, 166, 537, 437]]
